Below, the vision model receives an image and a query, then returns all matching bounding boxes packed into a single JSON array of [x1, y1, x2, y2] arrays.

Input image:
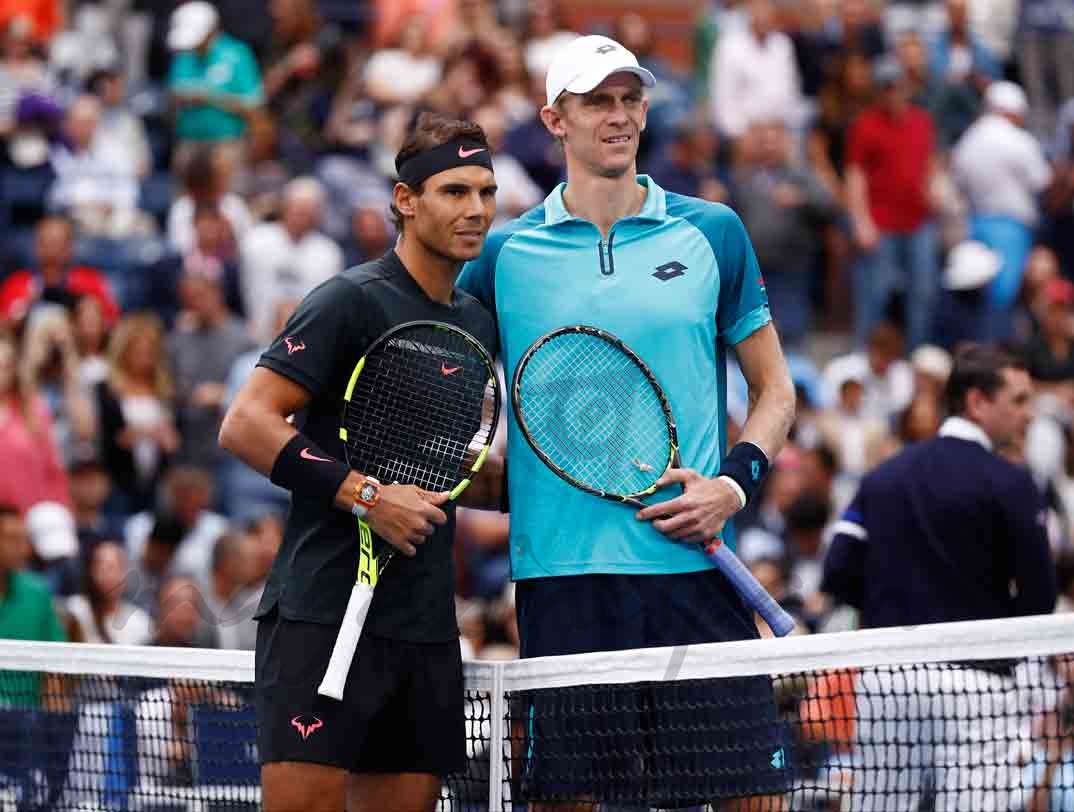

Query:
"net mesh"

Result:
[[1, 614, 1073, 811]]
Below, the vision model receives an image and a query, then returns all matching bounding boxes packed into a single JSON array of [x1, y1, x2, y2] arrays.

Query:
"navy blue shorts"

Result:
[[514, 569, 790, 807]]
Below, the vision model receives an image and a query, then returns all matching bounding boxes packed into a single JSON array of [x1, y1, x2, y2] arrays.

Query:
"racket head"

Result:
[[340, 320, 501, 498], [511, 325, 678, 502]]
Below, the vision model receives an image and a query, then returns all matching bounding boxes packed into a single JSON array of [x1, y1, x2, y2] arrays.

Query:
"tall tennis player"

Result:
[[219, 113, 502, 812], [459, 35, 797, 811]]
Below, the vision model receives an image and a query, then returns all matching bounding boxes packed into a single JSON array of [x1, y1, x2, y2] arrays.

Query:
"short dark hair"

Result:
[[0, 503, 20, 522], [944, 344, 1026, 416], [390, 111, 490, 232]]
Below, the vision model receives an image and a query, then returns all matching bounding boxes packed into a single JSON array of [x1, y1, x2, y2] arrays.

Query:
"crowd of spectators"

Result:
[[0, 0, 1071, 680]]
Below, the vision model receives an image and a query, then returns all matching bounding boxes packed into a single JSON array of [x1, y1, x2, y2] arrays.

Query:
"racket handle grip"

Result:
[[704, 539, 796, 637], [318, 581, 375, 701]]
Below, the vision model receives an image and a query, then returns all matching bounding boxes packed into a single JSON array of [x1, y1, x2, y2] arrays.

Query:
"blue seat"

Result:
[[191, 704, 259, 786]]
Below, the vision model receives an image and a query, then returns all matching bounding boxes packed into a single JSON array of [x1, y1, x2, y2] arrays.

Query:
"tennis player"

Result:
[[219, 113, 501, 812], [459, 35, 796, 811]]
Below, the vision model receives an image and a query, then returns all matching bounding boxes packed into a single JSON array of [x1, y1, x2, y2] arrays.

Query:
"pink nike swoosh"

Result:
[[441, 363, 461, 376], [300, 448, 333, 463], [458, 146, 486, 158]]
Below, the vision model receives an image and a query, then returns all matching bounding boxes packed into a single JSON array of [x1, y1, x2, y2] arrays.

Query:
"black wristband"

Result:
[[719, 442, 770, 506], [269, 434, 351, 506]]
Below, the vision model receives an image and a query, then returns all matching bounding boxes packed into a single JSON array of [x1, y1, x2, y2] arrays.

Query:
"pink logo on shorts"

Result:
[[291, 714, 324, 740]]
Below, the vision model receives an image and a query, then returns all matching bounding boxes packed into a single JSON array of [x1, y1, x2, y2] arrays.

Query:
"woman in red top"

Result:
[[0, 332, 70, 512]]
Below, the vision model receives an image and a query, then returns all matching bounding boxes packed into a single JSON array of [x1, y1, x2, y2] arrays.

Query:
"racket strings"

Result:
[[343, 326, 496, 492], [517, 333, 672, 496]]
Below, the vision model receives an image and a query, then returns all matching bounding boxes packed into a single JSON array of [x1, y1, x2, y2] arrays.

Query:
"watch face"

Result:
[[359, 483, 377, 502]]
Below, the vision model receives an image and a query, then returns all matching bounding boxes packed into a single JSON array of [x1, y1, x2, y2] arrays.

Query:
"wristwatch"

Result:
[[351, 475, 382, 519]]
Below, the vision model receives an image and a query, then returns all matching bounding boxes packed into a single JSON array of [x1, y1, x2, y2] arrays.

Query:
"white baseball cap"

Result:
[[943, 240, 1002, 291], [545, 35, 656, 107], [985, 81, 1029, 117], [167, 1, 219, 51], [26, 502, 78, 561]]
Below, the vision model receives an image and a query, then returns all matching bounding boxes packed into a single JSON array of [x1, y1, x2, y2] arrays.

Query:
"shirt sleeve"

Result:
[[256, 276, 366, 398], [712, 207, 771, 345], [1000, 468, 1057, 616], [822, 486, 870, 609]]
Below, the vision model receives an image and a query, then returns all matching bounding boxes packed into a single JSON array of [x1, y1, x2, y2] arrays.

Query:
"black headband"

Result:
[[396, 139, 494, 188]]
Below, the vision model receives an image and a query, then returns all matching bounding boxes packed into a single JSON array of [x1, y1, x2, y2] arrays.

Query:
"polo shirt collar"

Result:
[[938, 416, 993, 451], [543, 174, 667, 227]]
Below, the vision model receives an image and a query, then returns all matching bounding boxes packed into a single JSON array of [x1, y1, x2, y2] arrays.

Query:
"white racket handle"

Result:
[[317, 581, 375, 700]]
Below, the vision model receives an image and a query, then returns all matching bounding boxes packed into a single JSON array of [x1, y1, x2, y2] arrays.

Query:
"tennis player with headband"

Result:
[[459, 35, 797, 810], [220, 113, 502, 812]]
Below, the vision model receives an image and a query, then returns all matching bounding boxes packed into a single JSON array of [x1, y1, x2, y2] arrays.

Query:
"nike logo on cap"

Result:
[[458, 146, 486, 158], [300, 448, 333, 462]]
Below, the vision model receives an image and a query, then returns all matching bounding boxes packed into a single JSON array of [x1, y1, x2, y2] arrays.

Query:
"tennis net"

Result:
[[0, 613, 1072, 811]]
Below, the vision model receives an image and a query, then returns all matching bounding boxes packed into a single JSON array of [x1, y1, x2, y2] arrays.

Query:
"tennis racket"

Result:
[[511, 324, 795, 637], [318, 320, 501, 700]]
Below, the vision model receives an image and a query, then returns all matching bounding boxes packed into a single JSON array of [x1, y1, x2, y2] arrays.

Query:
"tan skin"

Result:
[[537, 73, 796, 812], [219, 164, 500, 812]]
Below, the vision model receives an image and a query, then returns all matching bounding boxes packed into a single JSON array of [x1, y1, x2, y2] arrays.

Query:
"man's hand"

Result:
[[364, 484, 449, 557], [634, 469, 742, 544], [853, 217, 879, 252]]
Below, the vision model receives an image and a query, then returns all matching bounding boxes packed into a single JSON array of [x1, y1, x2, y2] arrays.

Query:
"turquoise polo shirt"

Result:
[[0, 570, 66, 707], [168, 32, 263, 141], [459, 175, 771, 580]]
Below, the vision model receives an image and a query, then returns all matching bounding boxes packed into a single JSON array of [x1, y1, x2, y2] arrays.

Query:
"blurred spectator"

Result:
[[502, 69, 565, 194], [732, 116, 836, 348], [783, 493, 832, 627], [928, 0, 1001, 94], [73, 295, 111, 390], [952, 82, 1052, 328], [1012, 246, 1063, 348], [0, 215, 119, 330], [897, 28, 979, 149], [363, 15, 442, 108], [824, 321, 915, 422], [646, 118, 729, 202], [808, 52, 874, 205], [1018, 654, 1074, 810], [203, 531, 257, 649], [471, 102, 542, 226], [710, 0, 802, 141], [1018, 0, 1074, 135], [25, 499, 78, 593], [787, 0, 841, 101], [232, 110, 290, 221], [49, 94, 147, 238], [456, 507, 509, 602], [167, 143, 252, 255], [441, 0, 514, 55], [0, 503, 66, 706], [521, 0, 576, 81], [20, 304, 95, 462], [166, 1, 263, 164], [422, 38, 504, 121], [261, 0, 340, 171], [0, 332, 70, 512], [933, 240, 1004, 350], [0, 14, 55, 146], [1022, 277, 1074, 390], [95, 313, 178, 515], [182, 204, 244, 316], [910, 343, 954, 400], [0, 2, 59, 46], [152, 573, 218, 647], [893, 393, 944, 447], [86, 64, 152, 179], [340, 202, 393, 268], [67, 453, 120, 550], [126, 465, 227, 591], [835, 0, 886, 62], [169, 261, 256, 469], [816, 361, 893, 480], [846, 57, 939, 350], [65, 540, 154, 644], [239, 176, 342, 342]]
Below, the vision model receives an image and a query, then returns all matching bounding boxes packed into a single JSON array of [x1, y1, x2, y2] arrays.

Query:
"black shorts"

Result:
[[255, 608, 465, 776], [513, 570, 791, 806]]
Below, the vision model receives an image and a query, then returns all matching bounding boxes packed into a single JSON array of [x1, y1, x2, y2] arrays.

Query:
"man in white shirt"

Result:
[[952, 81, 1052, 326], [709, 0, 802, 141], [239, 177, 343, 341], [822, 321, 915, 423]]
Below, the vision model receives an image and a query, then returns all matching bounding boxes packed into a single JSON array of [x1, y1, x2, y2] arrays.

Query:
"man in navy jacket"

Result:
[[822, 343, 1056, 812]]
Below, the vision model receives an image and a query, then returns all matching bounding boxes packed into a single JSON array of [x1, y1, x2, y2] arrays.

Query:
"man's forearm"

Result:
[[737, 373, 795, 462]]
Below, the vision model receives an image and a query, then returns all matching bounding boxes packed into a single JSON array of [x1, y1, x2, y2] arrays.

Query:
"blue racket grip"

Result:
[[703, 539, 796, 637]]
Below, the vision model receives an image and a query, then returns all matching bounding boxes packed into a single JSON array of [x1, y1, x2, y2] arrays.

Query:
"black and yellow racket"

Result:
[[318, 320, 500, 700], [512, 325, 794, 637]]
